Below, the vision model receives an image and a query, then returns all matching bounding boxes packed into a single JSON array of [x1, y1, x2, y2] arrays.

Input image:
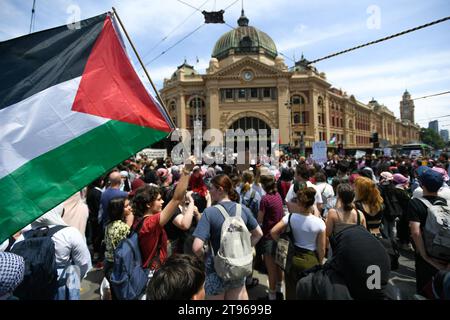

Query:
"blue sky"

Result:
[[1, 0, 449, 130]]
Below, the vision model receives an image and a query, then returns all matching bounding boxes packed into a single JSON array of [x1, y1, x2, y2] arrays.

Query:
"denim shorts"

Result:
[[204, 254, 246, 296], [261, 239, 277, 256]]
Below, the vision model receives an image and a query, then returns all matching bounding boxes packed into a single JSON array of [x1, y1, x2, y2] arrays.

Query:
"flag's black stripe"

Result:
[[0, 13, 107, 110]]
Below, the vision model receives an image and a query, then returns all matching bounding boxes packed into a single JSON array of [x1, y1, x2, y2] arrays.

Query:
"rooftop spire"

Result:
[[237, 2, 249, 27]]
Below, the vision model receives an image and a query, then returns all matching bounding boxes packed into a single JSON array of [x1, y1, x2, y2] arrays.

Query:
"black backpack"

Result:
[[380, 185, 402, 221], [10, 225, 67, 300]]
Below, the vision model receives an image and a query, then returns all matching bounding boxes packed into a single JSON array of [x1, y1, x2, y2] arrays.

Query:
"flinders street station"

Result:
[[160, 10, 420, 152]]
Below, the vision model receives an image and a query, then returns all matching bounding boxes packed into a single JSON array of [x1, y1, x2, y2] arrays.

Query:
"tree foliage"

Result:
[[420, 128, 446, 149]]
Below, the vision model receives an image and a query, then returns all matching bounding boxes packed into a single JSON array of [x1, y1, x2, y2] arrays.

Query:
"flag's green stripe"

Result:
[[0, 120, 168, 242]]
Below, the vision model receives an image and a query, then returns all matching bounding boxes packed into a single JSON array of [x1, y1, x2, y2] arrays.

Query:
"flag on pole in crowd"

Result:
[[329, 134, 337, 145], [0, 13, 173, 242]]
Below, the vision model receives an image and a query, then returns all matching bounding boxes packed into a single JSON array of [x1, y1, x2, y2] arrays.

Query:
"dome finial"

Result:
[[237, 1, 249, 26]]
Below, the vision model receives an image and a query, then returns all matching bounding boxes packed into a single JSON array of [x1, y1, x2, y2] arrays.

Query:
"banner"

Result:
[[312, 141, 328, 164]]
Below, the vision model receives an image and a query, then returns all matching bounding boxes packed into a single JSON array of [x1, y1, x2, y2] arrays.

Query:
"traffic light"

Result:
[[370, 132, 379, 143], [370, 132, 379, 148]]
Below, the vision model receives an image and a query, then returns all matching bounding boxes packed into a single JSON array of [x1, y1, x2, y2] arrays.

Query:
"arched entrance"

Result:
[[226, 116, 273, 157]]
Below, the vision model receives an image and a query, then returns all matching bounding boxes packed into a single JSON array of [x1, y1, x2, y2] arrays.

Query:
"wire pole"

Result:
[[111, 7, 175, 129], [29, 0, 36, 34]]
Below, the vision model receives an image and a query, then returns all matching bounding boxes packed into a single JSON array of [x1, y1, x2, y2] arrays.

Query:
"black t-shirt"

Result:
[[407, 195, 447, 228], [164, 207, 184, 241], [329, 225, 390, 299]]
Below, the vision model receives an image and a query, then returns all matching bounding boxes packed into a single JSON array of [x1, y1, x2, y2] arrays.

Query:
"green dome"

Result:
[[212, 11, 277, 60]]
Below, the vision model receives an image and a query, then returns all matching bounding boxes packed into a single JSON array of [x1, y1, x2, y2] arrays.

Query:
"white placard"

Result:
[[139, 148, 167, 159], [383, 148, 392, 157], [355, 150, 366, 159], [312, 141, 328, 164], [409, 150, 421, 158]]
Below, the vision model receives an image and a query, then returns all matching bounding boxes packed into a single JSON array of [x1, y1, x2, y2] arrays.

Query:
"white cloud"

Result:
[[326, 51, 450, 81], [277, 22, 363, 52]]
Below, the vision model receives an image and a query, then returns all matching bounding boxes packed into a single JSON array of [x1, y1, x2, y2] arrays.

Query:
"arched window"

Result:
[[189, 97, 205, 110], [318, 96, 323, 107], [187, 96, 206, 128], [291, 95, 305, 105]]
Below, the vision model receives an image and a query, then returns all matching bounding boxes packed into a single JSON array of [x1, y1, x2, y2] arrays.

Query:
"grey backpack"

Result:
[[212, 204, 253, 281], [418, 198, 450, 261]]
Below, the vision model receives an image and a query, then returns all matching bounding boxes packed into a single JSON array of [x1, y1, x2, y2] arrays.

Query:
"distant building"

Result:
[[440, 129, 449, 142], [161, 10, 420, 151], [429, 120, 439, 134], [400, 90, 415, 123]]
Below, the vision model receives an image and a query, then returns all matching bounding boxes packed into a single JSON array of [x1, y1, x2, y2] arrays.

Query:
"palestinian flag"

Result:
[[0, 13, 173, 242]]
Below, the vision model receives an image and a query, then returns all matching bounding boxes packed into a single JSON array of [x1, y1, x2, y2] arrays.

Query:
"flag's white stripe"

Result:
[[0, 77, 108, 180]]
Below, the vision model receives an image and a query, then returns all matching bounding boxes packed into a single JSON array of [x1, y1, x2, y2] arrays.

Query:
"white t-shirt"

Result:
[[283, 213, 325, 251], [285, 181, 323, 205], [315, 182, 335, 204]]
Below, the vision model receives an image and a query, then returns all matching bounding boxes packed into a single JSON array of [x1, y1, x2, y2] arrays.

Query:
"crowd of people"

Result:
[[1, 151, 450, 300]]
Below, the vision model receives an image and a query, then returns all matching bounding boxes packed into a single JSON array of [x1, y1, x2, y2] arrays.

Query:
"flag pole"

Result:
[[111, 7, 175, 129]]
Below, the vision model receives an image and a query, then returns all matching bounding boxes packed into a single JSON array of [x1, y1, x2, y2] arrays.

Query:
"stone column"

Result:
[[207, 83, 220, 130], [324, 94, 331, 143], [311, 89, 320, 141], [277, 82, 290, 145], [177, 91, 186, 129]]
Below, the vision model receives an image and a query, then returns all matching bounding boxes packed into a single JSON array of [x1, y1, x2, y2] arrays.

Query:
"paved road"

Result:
[[80, 247, 417, 300]]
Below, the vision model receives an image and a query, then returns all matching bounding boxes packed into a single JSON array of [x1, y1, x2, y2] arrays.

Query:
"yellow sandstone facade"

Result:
[[160, 11, 419, 151]]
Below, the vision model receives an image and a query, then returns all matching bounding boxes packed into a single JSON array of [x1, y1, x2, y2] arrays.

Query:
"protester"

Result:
[[325, 183, 366, 238], [0, 252, 25, 300], [257, 174, 284, 300], [103, 197, 134, 299], [192, 174, 263, 300], [408, 168, 450, 297], [133, 166, 190, 276], [147, 254, 205, 300], [100, 171, 128, 228], [354, 176, 384, 237], [271, 186, 326, 300]]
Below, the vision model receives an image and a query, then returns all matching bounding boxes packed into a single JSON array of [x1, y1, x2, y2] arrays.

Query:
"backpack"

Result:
[[241, 189, 257, 216], [109, 218, 149, 300], [10, 225, 67, 300], [381, 185, 402, 221], [212, 204, 253, 281], [418, 198, 450, 262]]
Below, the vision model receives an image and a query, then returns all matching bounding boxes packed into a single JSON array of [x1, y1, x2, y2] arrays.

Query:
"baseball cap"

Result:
[[416, 165, 430, 177], [419, 169, 444, 193]]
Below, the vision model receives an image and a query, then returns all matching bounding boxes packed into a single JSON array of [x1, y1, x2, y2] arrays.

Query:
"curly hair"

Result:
[[132, 184, 161, 217], [354, 176, 383, 213]]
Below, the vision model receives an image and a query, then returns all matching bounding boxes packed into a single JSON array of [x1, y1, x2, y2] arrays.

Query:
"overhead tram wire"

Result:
[[412, 90, 450, 101], [139, 0, 211, 64], [307, 16, 450, 65], [145, 23, 206, 66], [144, 0, 241, 66]]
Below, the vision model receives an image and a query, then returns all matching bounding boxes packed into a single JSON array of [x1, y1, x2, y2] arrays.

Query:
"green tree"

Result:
[[420, 128, 445, 149]]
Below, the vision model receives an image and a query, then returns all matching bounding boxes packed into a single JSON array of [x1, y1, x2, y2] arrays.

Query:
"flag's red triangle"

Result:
[[72, 16, 171, 132]]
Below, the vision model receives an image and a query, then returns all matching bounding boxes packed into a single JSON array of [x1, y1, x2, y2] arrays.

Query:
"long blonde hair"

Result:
[[354, 176, 383, 213]]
